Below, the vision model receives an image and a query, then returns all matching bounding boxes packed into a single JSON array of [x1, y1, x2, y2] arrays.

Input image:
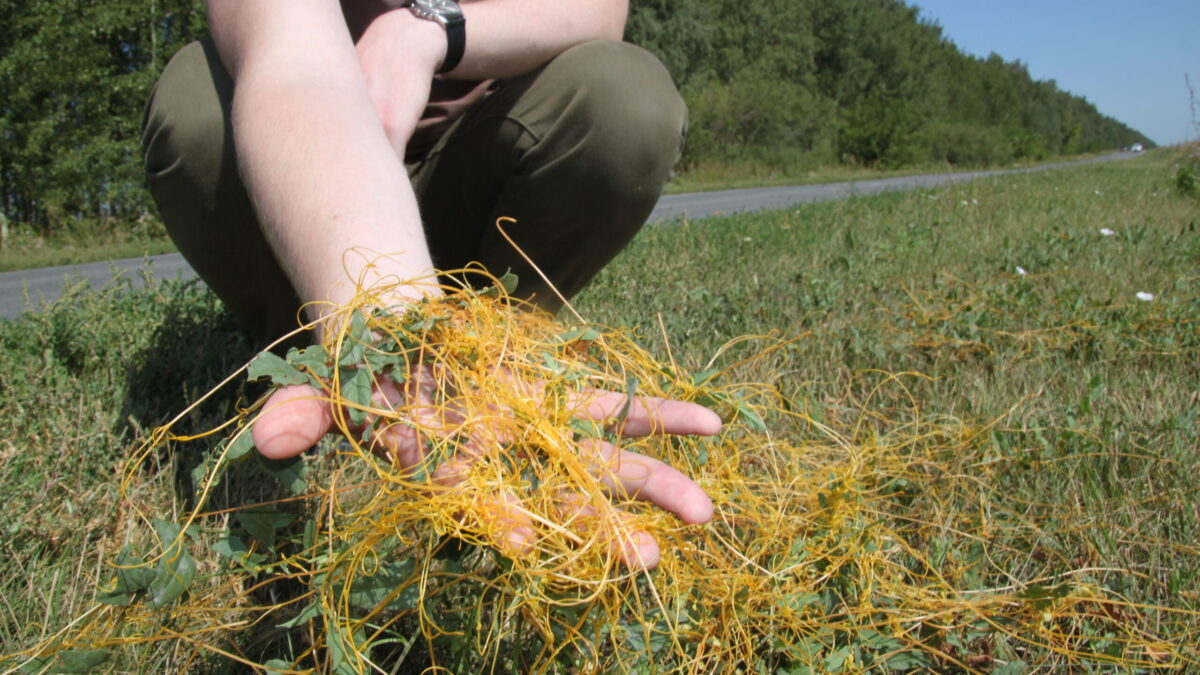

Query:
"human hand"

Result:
[[354, 9, 449, 155], [251, 345, 721, 570]]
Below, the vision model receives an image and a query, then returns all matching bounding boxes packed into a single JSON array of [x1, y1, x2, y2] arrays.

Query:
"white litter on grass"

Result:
[[1136, 292, 1155, 302], [743, 237, 753, 242], [1100, 228, 1116, 236], [1016, 266, 1028, 276]]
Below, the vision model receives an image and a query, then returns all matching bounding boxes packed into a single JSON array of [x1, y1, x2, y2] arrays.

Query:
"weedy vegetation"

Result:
[[0, 150, 1196, 673]]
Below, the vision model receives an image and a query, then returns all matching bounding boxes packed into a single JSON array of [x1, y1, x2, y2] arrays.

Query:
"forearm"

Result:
[[355, 0, 627, 153], [209, 0, 441, 334], [448, 0, 628, 79], [231, 79, 437, 316], [354, 0, 626, 81]]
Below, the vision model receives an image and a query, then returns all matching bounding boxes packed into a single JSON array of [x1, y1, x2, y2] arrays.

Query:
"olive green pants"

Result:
[[142, 39, 686, 345]]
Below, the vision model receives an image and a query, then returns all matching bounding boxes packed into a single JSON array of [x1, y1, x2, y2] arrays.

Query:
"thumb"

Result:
[[252, 383, 334, 459]]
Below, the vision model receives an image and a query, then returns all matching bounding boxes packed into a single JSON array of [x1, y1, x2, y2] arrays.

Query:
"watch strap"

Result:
[[437, 13, 465, 74]]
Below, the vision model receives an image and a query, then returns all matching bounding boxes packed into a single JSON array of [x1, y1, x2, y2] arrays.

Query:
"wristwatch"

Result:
[[404, 0, 466, 74]]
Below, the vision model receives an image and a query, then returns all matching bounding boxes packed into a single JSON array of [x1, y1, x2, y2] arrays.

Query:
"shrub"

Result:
[[1172, 143, 1200, 199], [920, 121, 1014, 167]]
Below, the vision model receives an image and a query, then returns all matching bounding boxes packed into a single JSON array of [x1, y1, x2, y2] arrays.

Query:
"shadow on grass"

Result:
[[120, 279, 255, 433], [115, 280, 331, 667]]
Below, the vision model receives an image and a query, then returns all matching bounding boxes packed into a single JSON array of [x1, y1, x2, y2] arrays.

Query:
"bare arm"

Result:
[[207, 0, 441, 333], [450, 0, 628, 79], [207, 0, 628, 325], [355, 0, 628, 154], [216, 1, 716, 567]]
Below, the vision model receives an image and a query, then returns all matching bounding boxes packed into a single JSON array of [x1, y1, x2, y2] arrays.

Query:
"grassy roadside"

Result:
[[0, 234, 177, 274], [0, 148, 1196, 671], [0, 151, 1125, 273], [661, 150, 1125, 194]]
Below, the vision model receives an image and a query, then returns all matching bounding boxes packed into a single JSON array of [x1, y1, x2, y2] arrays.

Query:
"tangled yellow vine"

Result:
[[4, 268, 1196, 674]]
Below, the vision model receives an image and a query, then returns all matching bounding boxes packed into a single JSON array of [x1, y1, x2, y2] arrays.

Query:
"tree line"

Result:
[[0, 0, 1154, 235], [628, 0, 1153, 170]]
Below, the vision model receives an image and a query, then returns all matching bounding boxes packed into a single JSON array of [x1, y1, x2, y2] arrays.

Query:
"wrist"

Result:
[[358, 8, 447, 76], [404, 0, 466, 74]]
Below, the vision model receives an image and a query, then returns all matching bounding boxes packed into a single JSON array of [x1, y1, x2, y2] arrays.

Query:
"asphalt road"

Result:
[[0, 151, 1138, 319]]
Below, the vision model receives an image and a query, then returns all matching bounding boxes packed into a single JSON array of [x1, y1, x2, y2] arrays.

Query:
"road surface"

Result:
[[0, 152, 1138, 319]]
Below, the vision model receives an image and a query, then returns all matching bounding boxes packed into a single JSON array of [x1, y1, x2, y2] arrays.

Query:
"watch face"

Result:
[[416, 0, 462, 15]]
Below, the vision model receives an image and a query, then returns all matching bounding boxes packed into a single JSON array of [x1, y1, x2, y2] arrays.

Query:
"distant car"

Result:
[[1131, 143, 1144, 152]]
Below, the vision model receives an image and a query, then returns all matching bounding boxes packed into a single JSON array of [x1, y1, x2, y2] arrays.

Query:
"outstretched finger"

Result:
[[581, 439, 714, 526], [433, 458, 536, 556], [252, 383, 335, 459], [574, 391, 723, 437], [555, 492, 661, 569]]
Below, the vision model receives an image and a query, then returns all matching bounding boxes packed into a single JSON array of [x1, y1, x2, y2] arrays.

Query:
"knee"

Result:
[[142, 39, 231, 182], [545, 41, 687, 197]]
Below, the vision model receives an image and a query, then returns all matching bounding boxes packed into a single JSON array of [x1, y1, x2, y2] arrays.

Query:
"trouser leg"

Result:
[[141, 39, 301, 346], [410, 40, 687, 313], [142, 39, 686, 342]]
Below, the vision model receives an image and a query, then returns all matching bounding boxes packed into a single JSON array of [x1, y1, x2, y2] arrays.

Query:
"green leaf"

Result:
[[337, 311, 370, 368], [823, 645, 852, 673], [568, 418, 605, 439], [346, 559, 421, 611], [287, 344, 332, 380], [264, 659, 295, 675], [624, 623, 669, 656], [277, 601, 322, 629], [608, 375, 639, 437], [97, 547, 156, 605], [402, 308, 449, 332], [190, 454, 217, 492], [557, 325, 601, 342], [248, 350, 309, 386], [340, 367, 373, 426], [327, 624, 366, 675], [733, 400, 767, 433], [211, 534, 248, 560], [212, 535, 267, 572], [225, 429, 255, 462], [885, 650, 931, 670], [363, 416, 393, 447], [27, 649, 110, 674], [237, 510, 296, 551], [497, 270, 520, 294], [777, 591, 822, 613], [303, 517, 317, 551], [151, 519, 184, 550], [256, 453, 308, 495], [481, 270, 521, 297], [146, 520, 197, 609], [538, 350, 566, 376], [364, 348, 405, 378], [690, 368, 720, 386]]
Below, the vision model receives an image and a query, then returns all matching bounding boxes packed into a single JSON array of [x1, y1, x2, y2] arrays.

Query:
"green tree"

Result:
[[0, 0, 205, 235]]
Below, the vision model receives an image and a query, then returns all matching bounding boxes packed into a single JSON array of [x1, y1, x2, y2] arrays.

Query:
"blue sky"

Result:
[[911, 1, 1199, 146]]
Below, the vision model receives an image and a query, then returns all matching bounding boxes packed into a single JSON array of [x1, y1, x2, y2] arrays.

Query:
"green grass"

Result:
[[1, 148, 1196, 671], [0, 232, 176, 273], [581, 147, 1200, 668], [0, 151, 1115, 273], [663, 149, 1121, 194]]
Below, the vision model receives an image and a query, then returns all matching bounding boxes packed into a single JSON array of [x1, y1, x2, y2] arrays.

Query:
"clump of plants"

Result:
[[5, 271, 1197, 674], [1172, 143, 1200, 199]]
